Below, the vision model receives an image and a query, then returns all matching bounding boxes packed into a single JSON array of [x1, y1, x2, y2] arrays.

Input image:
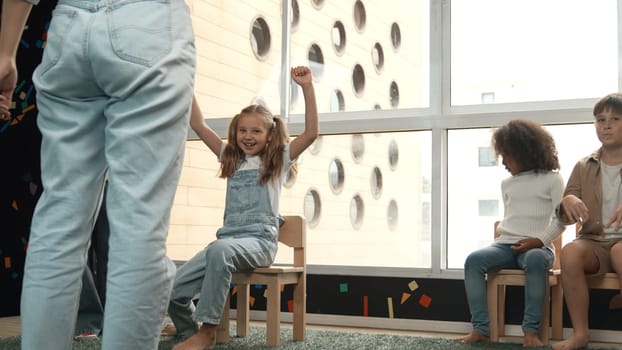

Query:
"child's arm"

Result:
[[190, 95, 223, 156], [289, 66, 319, 160]]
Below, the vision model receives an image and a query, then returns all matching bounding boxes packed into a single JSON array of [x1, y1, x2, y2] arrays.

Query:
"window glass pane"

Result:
[[451, 0, 618, 105], [191, 1, 282, 118], [291, 0, 429, 113], [447, 123, 602, 269], [286, 131, 432, 267]]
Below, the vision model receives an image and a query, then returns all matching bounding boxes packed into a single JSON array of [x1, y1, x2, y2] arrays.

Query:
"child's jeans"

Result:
[[463, 243, 554, 336]]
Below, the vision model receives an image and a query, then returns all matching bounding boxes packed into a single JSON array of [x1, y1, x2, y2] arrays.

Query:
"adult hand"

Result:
[[0, 56, 17, 116]]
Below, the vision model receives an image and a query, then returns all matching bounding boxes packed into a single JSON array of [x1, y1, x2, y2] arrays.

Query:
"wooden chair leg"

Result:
[[266, 280, 281, 347], [551, 280, 563, 340], [498, 284, 506, 338], [292, 273, 306, 341], [236, 284, 250, 337], [539, 287, 551, 345], [216, 292, 231, 344], [487, 278, 499, 341]]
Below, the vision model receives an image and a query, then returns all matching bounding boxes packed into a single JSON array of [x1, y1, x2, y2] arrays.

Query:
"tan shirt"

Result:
[[556, 149, 607, 239]]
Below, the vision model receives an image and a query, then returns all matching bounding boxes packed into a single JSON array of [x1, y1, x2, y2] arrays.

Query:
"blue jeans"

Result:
[[464, 243, 554, 336], [168, 168, 279, 339], [20, 1, 195, 349]]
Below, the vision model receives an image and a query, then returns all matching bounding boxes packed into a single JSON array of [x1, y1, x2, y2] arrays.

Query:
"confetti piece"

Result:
[[11, 200, 18, 211], [419, 294, 432, 308], [263, 289, 268, 298], [287, 299, 293, 312], [408, 280, 419, 291], [339, 283, 348, 293], [254, 284, 263, 289], [0, 121, 9, 133], [363, 295, 368, 317], [249, 296, 255, 307], [29, 182, 38, 195], [11, 115, 24, 126], [400, 292, 411, 305], [23, 104, 35, 114], [19, 39, 30, 48], [11, 272, 19, 280], [231, 285, 238, 296], [24, 85, 34, 101], [4, 257, 11, 269], [14, 80, 26, 93], [387, 297, 394, 318], [280, 285, 285, 292]]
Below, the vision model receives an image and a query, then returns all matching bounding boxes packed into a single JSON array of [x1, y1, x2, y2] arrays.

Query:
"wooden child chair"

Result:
[[216, 215, 307, 347], [486, 221, 564, 343]]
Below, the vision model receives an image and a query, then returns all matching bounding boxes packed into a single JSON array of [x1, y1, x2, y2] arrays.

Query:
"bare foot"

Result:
[[523, 332, 544, 347], [456, 331, 489, 343], [161, 323, 177, 337], [552, 335, 589, 350], [172, 324, 216, 350]]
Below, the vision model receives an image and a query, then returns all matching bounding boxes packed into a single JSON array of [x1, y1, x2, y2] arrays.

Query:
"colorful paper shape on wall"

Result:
[[419, 294, 432, 308], [400, 292, 411, 304], [408, 280, 419, 291]]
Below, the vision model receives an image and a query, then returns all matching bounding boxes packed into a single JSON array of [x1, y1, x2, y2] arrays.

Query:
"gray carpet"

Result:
[[0, 327, 620, 350]]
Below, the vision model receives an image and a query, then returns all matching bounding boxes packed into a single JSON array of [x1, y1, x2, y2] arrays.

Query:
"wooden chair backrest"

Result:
[[278, 215, 306, 268], [494, 221, 562, 270]]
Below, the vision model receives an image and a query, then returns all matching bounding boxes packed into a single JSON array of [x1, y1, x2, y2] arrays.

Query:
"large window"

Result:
[[172, 0, 621, 277]]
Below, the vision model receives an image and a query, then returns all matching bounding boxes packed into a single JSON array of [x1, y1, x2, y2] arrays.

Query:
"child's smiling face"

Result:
[[236, 112, 272, 156]]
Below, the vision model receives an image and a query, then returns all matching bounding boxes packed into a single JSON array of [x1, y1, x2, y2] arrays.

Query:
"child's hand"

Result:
[[561, 194, 589, 224], [291, 66, 312, 86], [510, 237, 543, 252], [605, 204, 622, 231]]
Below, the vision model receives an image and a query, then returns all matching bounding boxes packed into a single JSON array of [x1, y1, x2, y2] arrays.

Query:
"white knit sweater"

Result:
[[495, 170, 565, 250]]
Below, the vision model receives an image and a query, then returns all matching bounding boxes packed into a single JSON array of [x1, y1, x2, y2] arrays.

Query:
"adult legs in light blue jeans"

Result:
[[168, 236, 277, 340], [20, 1, 195, 350], [463, 243, 553, 337]]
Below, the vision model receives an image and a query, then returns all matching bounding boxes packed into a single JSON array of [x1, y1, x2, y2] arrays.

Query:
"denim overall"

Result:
[[20, 1, 195, 349], [168, 168, 279, 339]]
